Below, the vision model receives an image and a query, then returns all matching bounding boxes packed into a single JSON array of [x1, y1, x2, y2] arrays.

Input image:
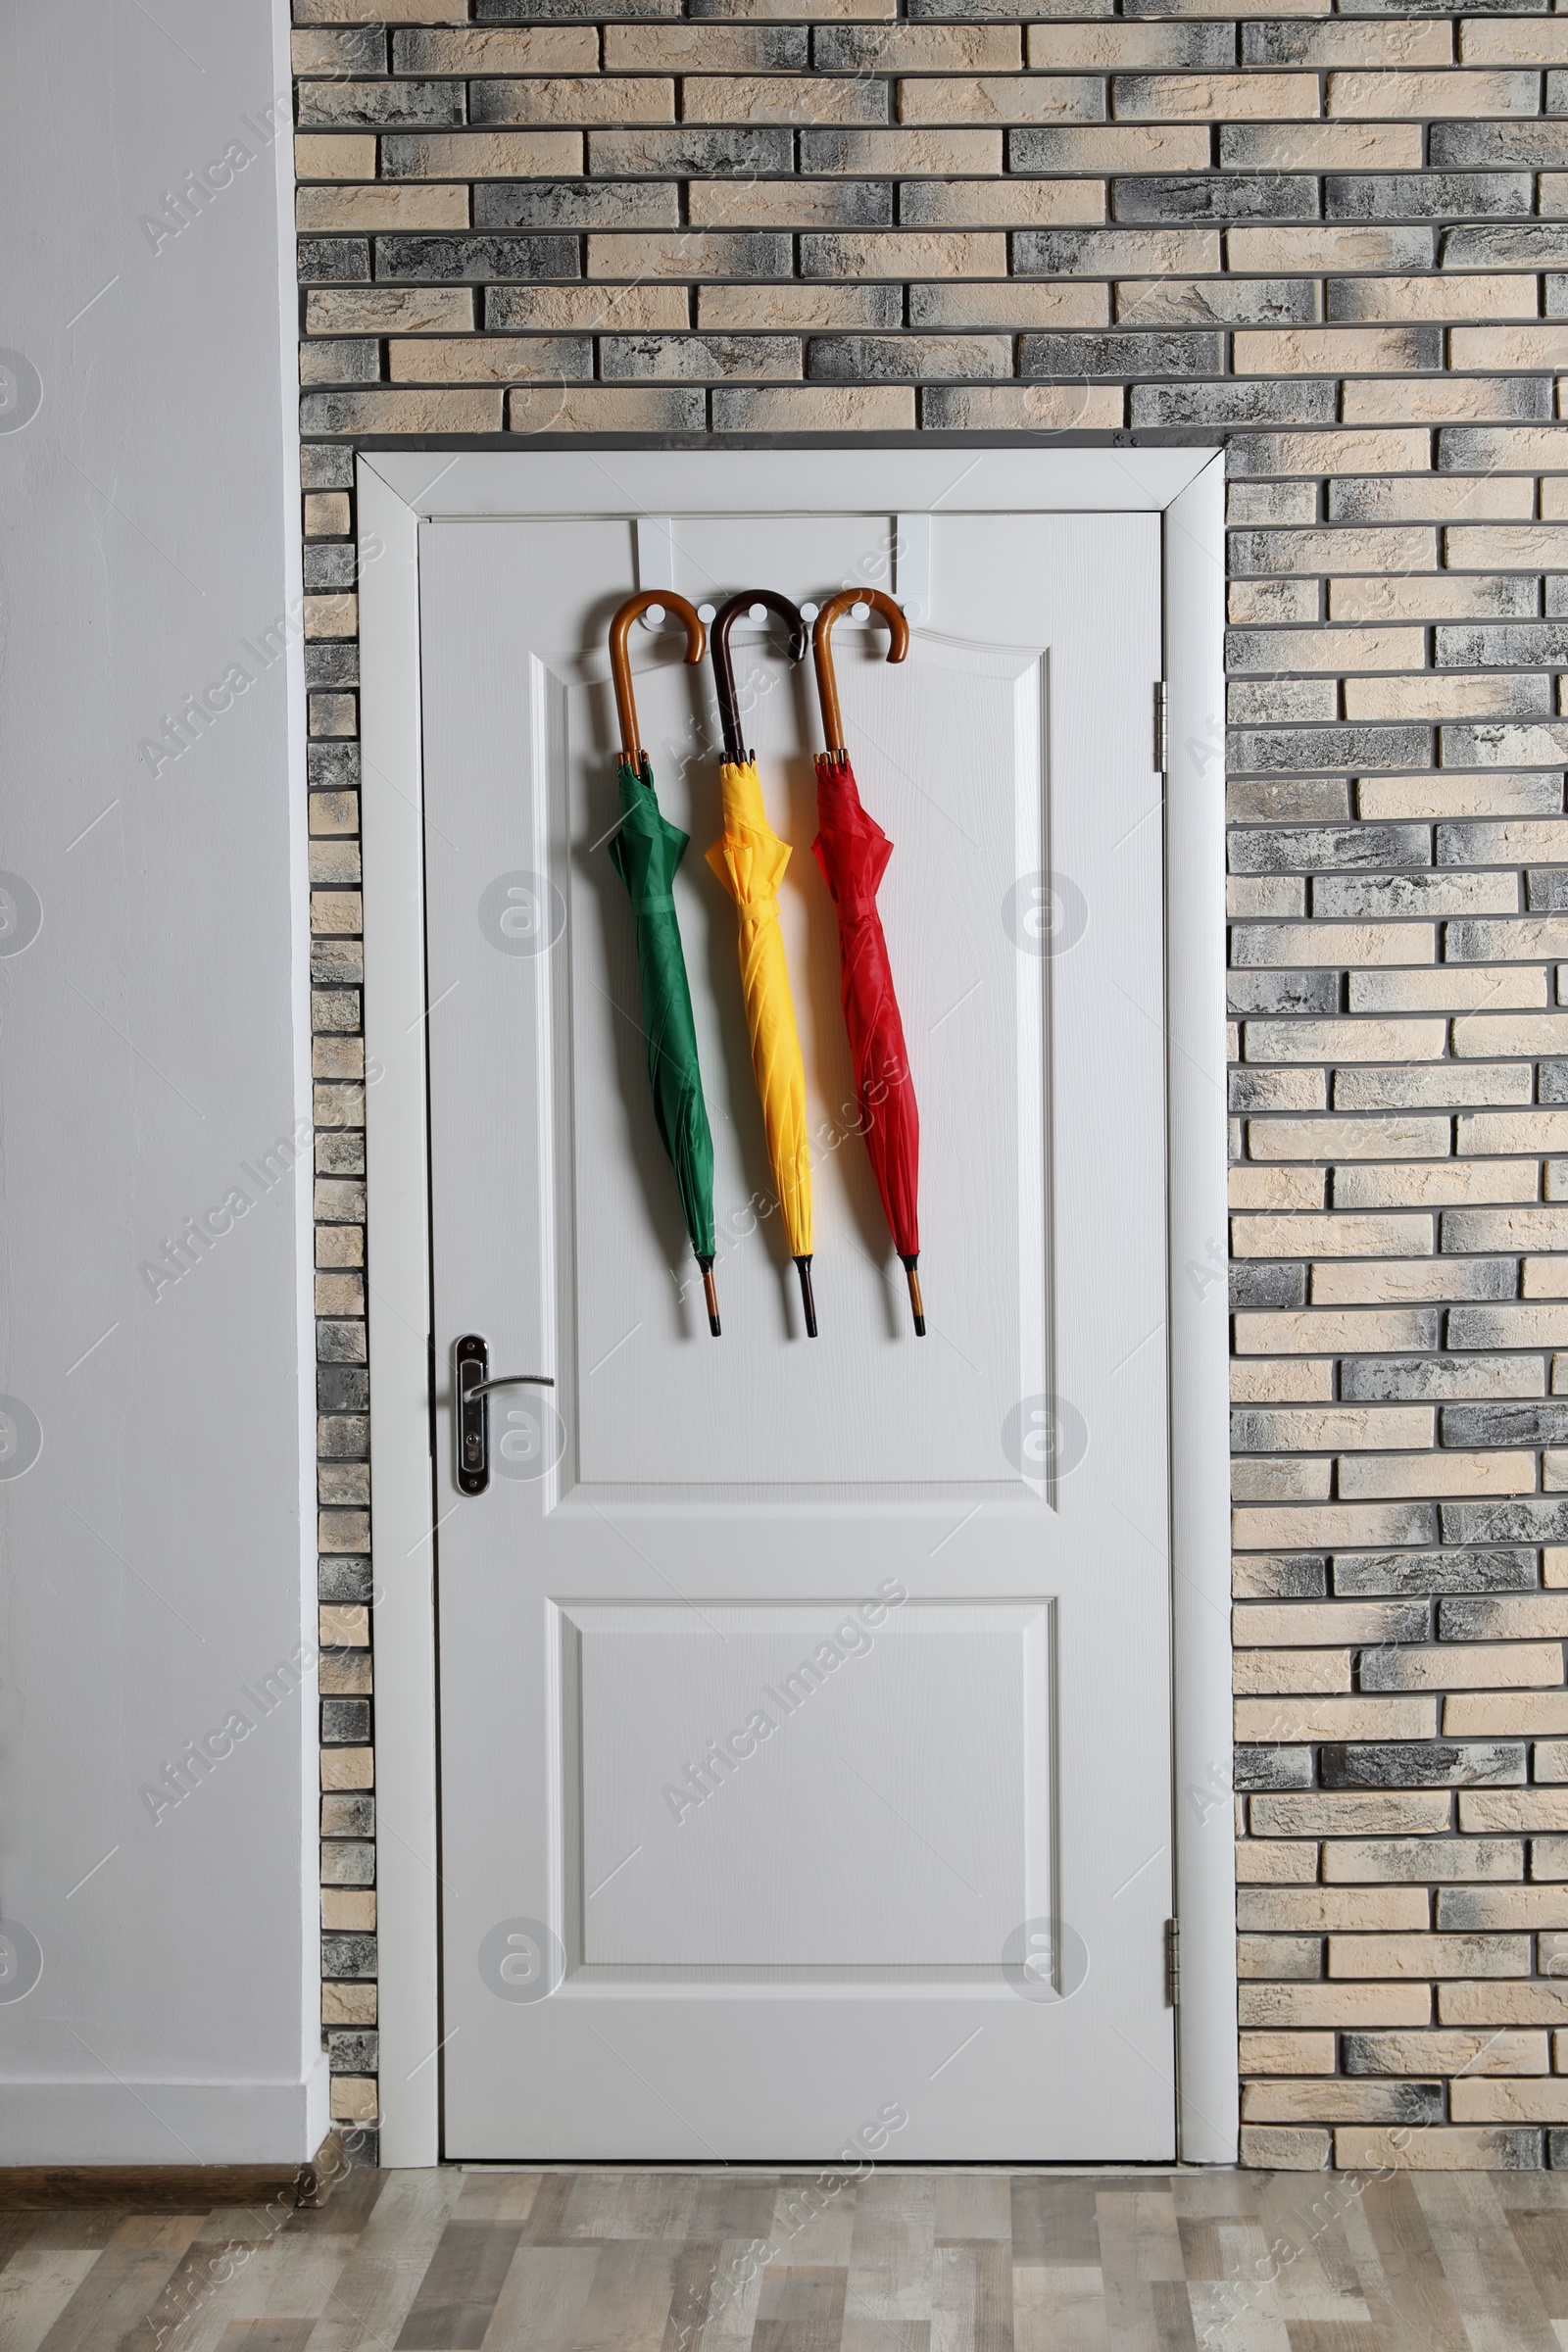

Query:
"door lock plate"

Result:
[[454, 1335, 555, 1495]]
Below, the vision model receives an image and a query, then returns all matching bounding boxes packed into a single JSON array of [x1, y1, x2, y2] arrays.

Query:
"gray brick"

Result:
[[322, 1840, 376, 1886], [375, 235, 579, 283], [602, 334, 797, 380], [1328, 176, 1533, 222], [322, 1698, 371, 1742], [1543, 1062, 1568, 1102], [1230, 781, 1349, 824], [481, 0, 679, 11], [1336, 0, 1542, 9], [808, 334, 1008, 381], [1549, 278, 1568, 319], [1441, 1403, 1568, 1448], [1136, 380, 1337, 429], [1441, 1500, 1568, 1544], [1443, 1598, 1550, 1643], [318, 1414, 369, 1460], [1237, 1555, 1330, 1597], [318, 1367, 368, 1413], [1431, 122, 1568, 172], [1446, 222, 1568, 270], [327, 2030, 379, 2075], [1233, 822, 1430, 873], [1533, 873, 1568, 912], [1234, 1746, 1314, 1791], [1313, 874, 1503, 918], [1320, 1741, 1525, 1788], [321, 1934, 376, 1981], [1123, 277, 1318, 327], [1019, 329, 1220, 379], [324, 1793, 375, 1838], [1333, 1547, 1540, 1594], [1443, 721, 1568, 762], [318, 1555, 372, 1604], [591, 128, 793, 176], [473, 183, 677, 230], [1113, 174, 1319, 223], [298, 81, 463, 130], [311, 941, 365, 985], [306, 643, 359, 689], [1232, 728, 1431, 777], [309, 744, 362, 794], [318, 1134, 366, 1178], [1228, 971, 1341, 1017], [299, 239, 370, 285], [1547, 581, 1568, 619], [1230, 1263, 1308, 1310], [1436, 624, 1568, 672], [814, 25, 923, 68], [301, 447, 354, 491]]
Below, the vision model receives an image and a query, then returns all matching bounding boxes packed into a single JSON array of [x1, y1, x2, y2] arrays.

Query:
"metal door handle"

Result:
[[455, 1334, 554, 1495]]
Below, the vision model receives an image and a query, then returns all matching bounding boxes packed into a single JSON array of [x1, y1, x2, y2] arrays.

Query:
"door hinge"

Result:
[[1152, 680, 1168, 775], [1164, 1917, 1180, 2008], [426, 1333, 436, 1457]]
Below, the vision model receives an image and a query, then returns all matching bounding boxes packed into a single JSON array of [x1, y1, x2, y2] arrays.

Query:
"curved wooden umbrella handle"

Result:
[[710, 590, 808, 764], [608, 590, 708, 762], [811, 589, 909, 759]]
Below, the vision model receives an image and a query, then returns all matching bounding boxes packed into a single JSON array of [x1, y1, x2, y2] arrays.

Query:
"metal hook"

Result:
[[608, 590, 707, 763], [810, 589, 909, 760], [709, 591, 808, 765]]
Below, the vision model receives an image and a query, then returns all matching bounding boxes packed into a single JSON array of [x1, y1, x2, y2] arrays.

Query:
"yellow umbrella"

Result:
[[705, 591, 817, 1337]]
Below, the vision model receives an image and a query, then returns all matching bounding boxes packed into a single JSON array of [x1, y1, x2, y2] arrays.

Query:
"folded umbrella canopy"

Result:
[[704, 590, 817, 1338], [605, 589, 721, 1336], [810, 589, 925, 1337]]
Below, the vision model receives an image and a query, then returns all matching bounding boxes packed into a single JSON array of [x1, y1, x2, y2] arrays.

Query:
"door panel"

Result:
[[419, 504, 1171, 2159]]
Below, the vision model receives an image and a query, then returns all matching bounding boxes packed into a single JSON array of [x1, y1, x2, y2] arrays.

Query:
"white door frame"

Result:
[[355, 446, 1233, 2169]]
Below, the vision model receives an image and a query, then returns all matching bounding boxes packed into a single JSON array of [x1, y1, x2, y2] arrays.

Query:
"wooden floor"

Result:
[[7, 2165, 1568, 2352]]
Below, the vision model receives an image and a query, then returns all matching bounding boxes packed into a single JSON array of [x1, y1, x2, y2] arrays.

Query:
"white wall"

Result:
[[0, 0, 323, 2159]]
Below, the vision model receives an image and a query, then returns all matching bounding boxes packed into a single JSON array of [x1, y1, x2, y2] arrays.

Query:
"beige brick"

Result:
[[388, 338, 590, 385], [1234, 922, 1433, 969], [321, 1984, 376, 2028], [381, 130, 582, 178], [300, 389, 502, 433], [319, 1650, 370, 1696], [1340, 277, 1538, 327], [1353, 376, 1563, 426], [1442, 1981, 1568, 2026], [1234, 1648, 1351, 1695], [477, 77, 673, 125], [293, 0, 463, 15], [1335, 1162, 1535, 1209], [1452, 327, 1568, 373], [1371, 1642, 1562, 1692], [330, 2079, 377, 2126], [1240, 1888, 1429, 1932], [306, 289, 476, 335], [394, 27, 595, 70], [1223, 122, 1423, 171], [1227, 225, 1434, 274], [1237, 625, 1427, 676], [1536, 1741, 1568, 1778], [1233, 1457, 1332, 1505], [1461, 1114, 1568, 1158], [586, 232, 794, 280], [1336, 2125, 1547, 2169], [1332, 573, 1542, 622], [303, 594, 358, 640], [1353, 968, 1545, 1013], [1331, 1933, 1529, 1980], [895, 179, 1105, 226], [1325, 1838, 1521, 1885], [689, 179, 909, 229], [700, 285, 919, 330], [1230, 1165, 1327, 1210], [1254, 1115, 1454, 1164], [1348, 673, 1556, 724], [1245, 2082, 1444, 2125], [923, 385, 1124, 430], [1528, 1840, 1568, 1881], [1307, 1259, 1516, 1310], [1463, 1792, 1568, 1834], [1116, 74, 1320, 121], [296, 184, 467, 232], [509, 386, 705, 432], [1446, 1696, 1568, 1743], [1235, 1693, 1438, 1740], [1258, 1793, 1451, 1839], [787, 129, 1002, 174], [1236, 1313, 1446, 1366], [800, 231, 1007, 278], [1361, 776, 1560, 820], [1352, 2031, 1546, 2077], [1030, 24, 1228, 68], [1233, 1213, 1431, 1259], [315, 1272, 364, 1317], [1328, 68, 1541, 117], [1235, 1600, 1424, 1648], [499, 287, 722, 334], [1337, 1453, 1536, 1503], [320, 1890, 374, 1933], [1452, 2079, 1568, 2123], [294, 134, 376, 180], [897, 77, 1105, 125], [1443, 1890, 1568, 1933], [606, 24, 856, 69], [1239, 1983, 1432, 2029], [1446, 1208, 1568, 1253], [321, 1747, 374, 1791], [1235, 326, 1446, 375], [1239, 525, 1437, 576], [1245, 1408, 1438, 1458], [1230, 1359, 1336, 1402], [1238, 2031, 1338, 2074], [319, 1604, 368, 1647], [304, 492, 351, 537], [1448, 523, 1568, 570], [310, 891, 362, 937], [1243, 1017, 1446, 1065], [712, 386, 916, 432], [687, 74, 881, 124], [1463, 20, 1568, 63], [1238, 2127, 1332, 2172], [1237, 1839, 1321, 1884], [1229, 873, 1310, 912]]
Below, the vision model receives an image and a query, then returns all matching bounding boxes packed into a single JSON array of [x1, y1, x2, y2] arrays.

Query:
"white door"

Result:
[[418, 493, 1172, 2161]]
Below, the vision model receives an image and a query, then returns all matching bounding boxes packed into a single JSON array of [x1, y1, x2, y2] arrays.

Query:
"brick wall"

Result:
[[287, 0, 1568, 2168]]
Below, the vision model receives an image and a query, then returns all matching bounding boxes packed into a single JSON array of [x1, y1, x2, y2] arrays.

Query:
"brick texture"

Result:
[[295, 0, 1568, 2172]]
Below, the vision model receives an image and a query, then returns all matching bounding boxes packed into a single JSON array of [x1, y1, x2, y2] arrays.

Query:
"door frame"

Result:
[[355, 444, 1233, 2168]]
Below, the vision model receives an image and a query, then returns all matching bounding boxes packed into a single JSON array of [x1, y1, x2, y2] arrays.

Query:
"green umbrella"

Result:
[[606, 590, 720, 1335]]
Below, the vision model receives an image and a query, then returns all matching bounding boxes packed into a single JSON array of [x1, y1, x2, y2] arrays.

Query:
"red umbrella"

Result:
[[809, 588, 924, 1337]]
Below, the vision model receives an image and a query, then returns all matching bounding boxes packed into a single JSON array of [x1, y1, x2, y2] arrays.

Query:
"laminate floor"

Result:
[[7, 2167, 1568, 2352]]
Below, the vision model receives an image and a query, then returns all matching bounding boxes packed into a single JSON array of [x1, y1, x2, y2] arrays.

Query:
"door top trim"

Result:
[[365, 446, 1221, 524]]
